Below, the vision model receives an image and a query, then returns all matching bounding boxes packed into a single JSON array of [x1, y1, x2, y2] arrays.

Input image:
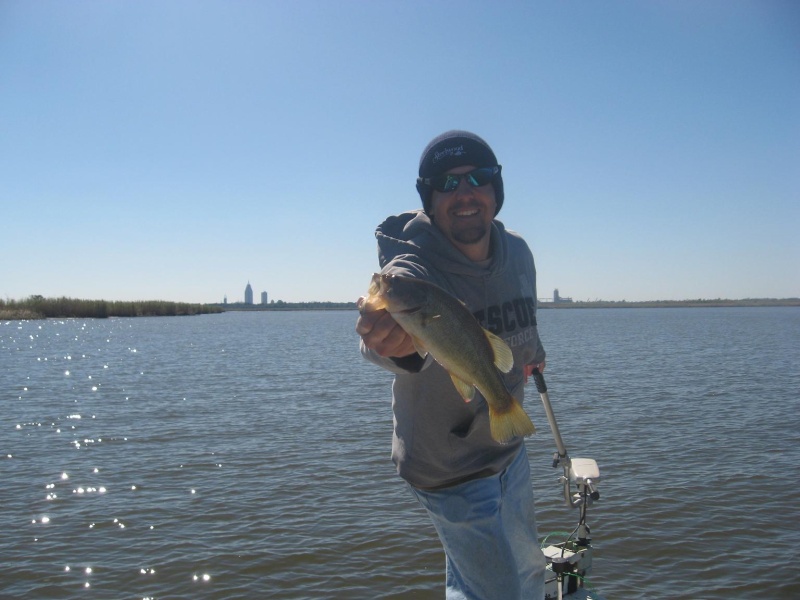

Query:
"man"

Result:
[[356, 130, 547, 599]]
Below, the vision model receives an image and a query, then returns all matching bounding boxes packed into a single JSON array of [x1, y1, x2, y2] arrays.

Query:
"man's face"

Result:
[[430, 165, 497, 261]]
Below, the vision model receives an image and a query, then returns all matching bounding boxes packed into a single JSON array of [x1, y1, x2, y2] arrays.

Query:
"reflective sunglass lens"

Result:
[[443, 176, 460, 192], [429, 175, 457, 192], [427, 167, 495, 192], [469, 168, 494, 186], [466, 173, 482, 187]]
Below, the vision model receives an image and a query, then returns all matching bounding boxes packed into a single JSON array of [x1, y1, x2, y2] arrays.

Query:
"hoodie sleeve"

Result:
[[359, 338, 431, 374]]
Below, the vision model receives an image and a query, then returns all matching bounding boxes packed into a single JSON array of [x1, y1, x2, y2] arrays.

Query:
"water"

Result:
[[1, 308, 798, 599]]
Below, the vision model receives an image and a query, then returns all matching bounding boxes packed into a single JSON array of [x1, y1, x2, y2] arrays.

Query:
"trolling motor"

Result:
[[531, 369, 601, 600]]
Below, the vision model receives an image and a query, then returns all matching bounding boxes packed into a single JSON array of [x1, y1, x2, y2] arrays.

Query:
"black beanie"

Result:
[[416, 130, 504, 216]]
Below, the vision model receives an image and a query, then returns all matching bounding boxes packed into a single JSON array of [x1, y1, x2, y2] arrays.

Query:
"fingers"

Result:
[[355, 303, 383, 336], [356, 295, 373, 315], [523, 361, 546, 383], [381, 325, 417, 358]]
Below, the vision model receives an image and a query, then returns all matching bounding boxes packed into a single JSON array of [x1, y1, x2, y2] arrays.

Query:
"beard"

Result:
[[450, 222, 490, 245]]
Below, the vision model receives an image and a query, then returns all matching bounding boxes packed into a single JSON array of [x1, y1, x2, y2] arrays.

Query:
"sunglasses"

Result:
[[419, 166, 501, 193]]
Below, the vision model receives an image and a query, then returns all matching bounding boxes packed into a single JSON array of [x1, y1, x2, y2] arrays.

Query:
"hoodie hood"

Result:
[[375, 210, 510, 279]]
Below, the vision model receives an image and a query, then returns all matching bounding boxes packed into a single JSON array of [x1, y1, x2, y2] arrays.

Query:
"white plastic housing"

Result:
[[569, 458, 600, 485]]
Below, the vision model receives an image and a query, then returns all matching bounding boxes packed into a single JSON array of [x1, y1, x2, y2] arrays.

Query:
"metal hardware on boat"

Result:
[[533, 368, 604, 599]]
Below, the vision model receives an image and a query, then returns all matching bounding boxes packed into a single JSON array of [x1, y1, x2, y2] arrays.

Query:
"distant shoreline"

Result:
[[0, 297, 223, 320], [2, 297, 797, 320], [217, 298, 800, 311], [537, 298, 800, 309]]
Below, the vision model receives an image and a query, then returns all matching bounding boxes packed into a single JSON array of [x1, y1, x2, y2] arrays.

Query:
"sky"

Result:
[[1, 0, 798, 304]]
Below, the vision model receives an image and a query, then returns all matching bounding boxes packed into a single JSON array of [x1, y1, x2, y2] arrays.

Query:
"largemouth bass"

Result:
[[362, 273, 535, 443]]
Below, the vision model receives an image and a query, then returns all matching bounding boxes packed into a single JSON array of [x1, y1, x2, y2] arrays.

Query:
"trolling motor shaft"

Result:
[[531, 368, 602, 599], [531, 369, 601, 509]]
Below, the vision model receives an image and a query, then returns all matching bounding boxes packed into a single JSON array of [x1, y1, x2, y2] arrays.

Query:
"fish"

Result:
[[362, 272, 535, 443]]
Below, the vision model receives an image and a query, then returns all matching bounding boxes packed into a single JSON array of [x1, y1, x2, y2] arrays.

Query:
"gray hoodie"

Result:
[[361, 210, 546, 490]]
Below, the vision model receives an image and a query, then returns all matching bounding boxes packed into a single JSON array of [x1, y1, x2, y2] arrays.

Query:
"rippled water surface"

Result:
[[2, 308, 799, 599]]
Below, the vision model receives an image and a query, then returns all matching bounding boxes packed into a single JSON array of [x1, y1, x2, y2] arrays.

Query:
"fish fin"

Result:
[[450, 375, 476, 403], [489, 400, 536, 443], [484, 330, 514, 373]]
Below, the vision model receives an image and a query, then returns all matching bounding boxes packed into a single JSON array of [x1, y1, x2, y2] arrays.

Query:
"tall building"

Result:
[[244, 282, 254, 305], [553, 288, 573, 303], [261, 291, 268, 305]]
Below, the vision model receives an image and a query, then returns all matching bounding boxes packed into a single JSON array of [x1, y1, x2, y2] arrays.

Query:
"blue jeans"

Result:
[[409, 446, 546, 600]]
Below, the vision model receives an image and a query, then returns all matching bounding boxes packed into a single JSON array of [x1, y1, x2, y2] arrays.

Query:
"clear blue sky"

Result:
[[2, 0, 798, 303]]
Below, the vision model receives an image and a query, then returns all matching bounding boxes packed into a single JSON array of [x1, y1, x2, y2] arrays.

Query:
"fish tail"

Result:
[[489, 401, 536, 443]]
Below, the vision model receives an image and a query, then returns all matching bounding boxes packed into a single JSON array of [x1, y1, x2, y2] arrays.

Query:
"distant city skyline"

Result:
[[229, 281, 268, 305]]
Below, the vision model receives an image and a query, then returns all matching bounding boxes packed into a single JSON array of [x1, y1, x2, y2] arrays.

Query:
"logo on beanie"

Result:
[[433, 145, 466, 164]]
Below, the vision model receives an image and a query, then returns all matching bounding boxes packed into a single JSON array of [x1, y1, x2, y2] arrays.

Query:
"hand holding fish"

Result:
[[356, 296, 418, 358], [359, 273, 536, 443]]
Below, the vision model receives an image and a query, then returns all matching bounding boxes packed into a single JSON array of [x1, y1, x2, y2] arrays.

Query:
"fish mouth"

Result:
[[378, 273, 399, 300], [380, 272, 400, 289]]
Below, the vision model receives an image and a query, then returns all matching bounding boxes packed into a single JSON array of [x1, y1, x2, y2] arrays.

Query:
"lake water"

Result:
[[2, 308, 799, 599]]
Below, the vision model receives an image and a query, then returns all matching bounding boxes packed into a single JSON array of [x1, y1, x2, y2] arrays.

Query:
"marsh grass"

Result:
[[0, 296, 223, 319]]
